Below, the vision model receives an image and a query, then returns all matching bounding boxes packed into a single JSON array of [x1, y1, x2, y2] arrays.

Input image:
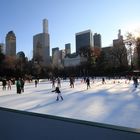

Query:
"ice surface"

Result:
[[0, 78, 140, 129]]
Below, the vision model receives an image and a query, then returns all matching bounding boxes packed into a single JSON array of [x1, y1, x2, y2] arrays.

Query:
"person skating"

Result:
[[84, 77, 86, 83], [35, 79, 38, 87], [86, 77, 90, 89], [69, 77, 74, 88], [16, 78, 21, 94], [52, 87, 63, 101], [51, 77, 56, 88], [102, 77, 106, 84], [20, 78, 25, 92], [2, 79, 7, 90], [57, 77, 61, 87], [133, 76, 138, 88], [7, 79, 12, 90]]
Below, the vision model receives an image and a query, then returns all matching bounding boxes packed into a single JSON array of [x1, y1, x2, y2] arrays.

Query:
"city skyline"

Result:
[[0, 0, 140, 59]]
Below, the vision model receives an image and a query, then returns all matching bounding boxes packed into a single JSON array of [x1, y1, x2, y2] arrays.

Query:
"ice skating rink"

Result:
[[0, 78, 140, 129]]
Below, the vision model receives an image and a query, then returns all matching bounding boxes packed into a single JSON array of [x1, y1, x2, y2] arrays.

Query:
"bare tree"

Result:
[[125, 32, 140, 69], [111, 45, 128, 68], [136, 37, 140, 69]]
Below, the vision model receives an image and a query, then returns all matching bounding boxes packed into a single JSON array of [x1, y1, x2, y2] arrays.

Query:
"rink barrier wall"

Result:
[[0, 107, 140, 140]]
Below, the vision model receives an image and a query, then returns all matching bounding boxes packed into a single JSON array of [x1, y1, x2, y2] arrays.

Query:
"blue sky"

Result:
[[0, 0, 140, 59]]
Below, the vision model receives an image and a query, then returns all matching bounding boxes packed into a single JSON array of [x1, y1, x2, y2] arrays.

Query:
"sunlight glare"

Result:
[[123, 23, 140, 38]]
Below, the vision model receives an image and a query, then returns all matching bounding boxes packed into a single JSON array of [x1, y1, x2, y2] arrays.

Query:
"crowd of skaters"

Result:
[[1, 77, 38, 93], [0, 75, 140, 101], [1, 78, 25, 94], [50, 75, 140, 91], [80, 75, 140, 89], [2, 78, 14, 91]]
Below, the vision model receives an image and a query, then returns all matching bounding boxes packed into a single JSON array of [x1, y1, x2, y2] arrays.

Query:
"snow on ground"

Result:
[[0, 78, 140, 129]]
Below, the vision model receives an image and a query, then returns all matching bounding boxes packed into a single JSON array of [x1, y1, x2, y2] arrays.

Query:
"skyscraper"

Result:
[[5, 31, 16, 57], [43, 19, 48, 33], [52, 47, 59, 60], [52, 47, 60, 67], [93, 33, 102, 48], [76, 30, 93, 54], [33, 19, 50, 66], [65, 43, 71, 55]]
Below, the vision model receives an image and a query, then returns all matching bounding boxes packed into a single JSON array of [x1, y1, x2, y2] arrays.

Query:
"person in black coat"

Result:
[[52, 87, 63, 101], [2, 79, 7, 90], [69, 77, 74, 88], [102, 77, 106, 84], [35, 79, 38, 87], [133, 76, 138, 88], [86, 77, 90, 89]]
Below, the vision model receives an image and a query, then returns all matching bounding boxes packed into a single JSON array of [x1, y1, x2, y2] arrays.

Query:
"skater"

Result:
[[57, 77, 61, 87], [51, 77, 55, 88], [52, 87, 63, 101], [84, 77, 86, 83], [69, 77, 74, 88], [16, 78, 21, 94], [35, 79, 38, 87], [20, 78, 25, 92], [7, 79, 12, 90], [2, 79, 7, 90], [133, 76, 138, 88], [102, 77, 106, 84], [86, 77, 90, 89]]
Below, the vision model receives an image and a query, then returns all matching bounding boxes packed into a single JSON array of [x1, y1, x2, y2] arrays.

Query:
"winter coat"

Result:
[[52, 87, 61, 93]]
